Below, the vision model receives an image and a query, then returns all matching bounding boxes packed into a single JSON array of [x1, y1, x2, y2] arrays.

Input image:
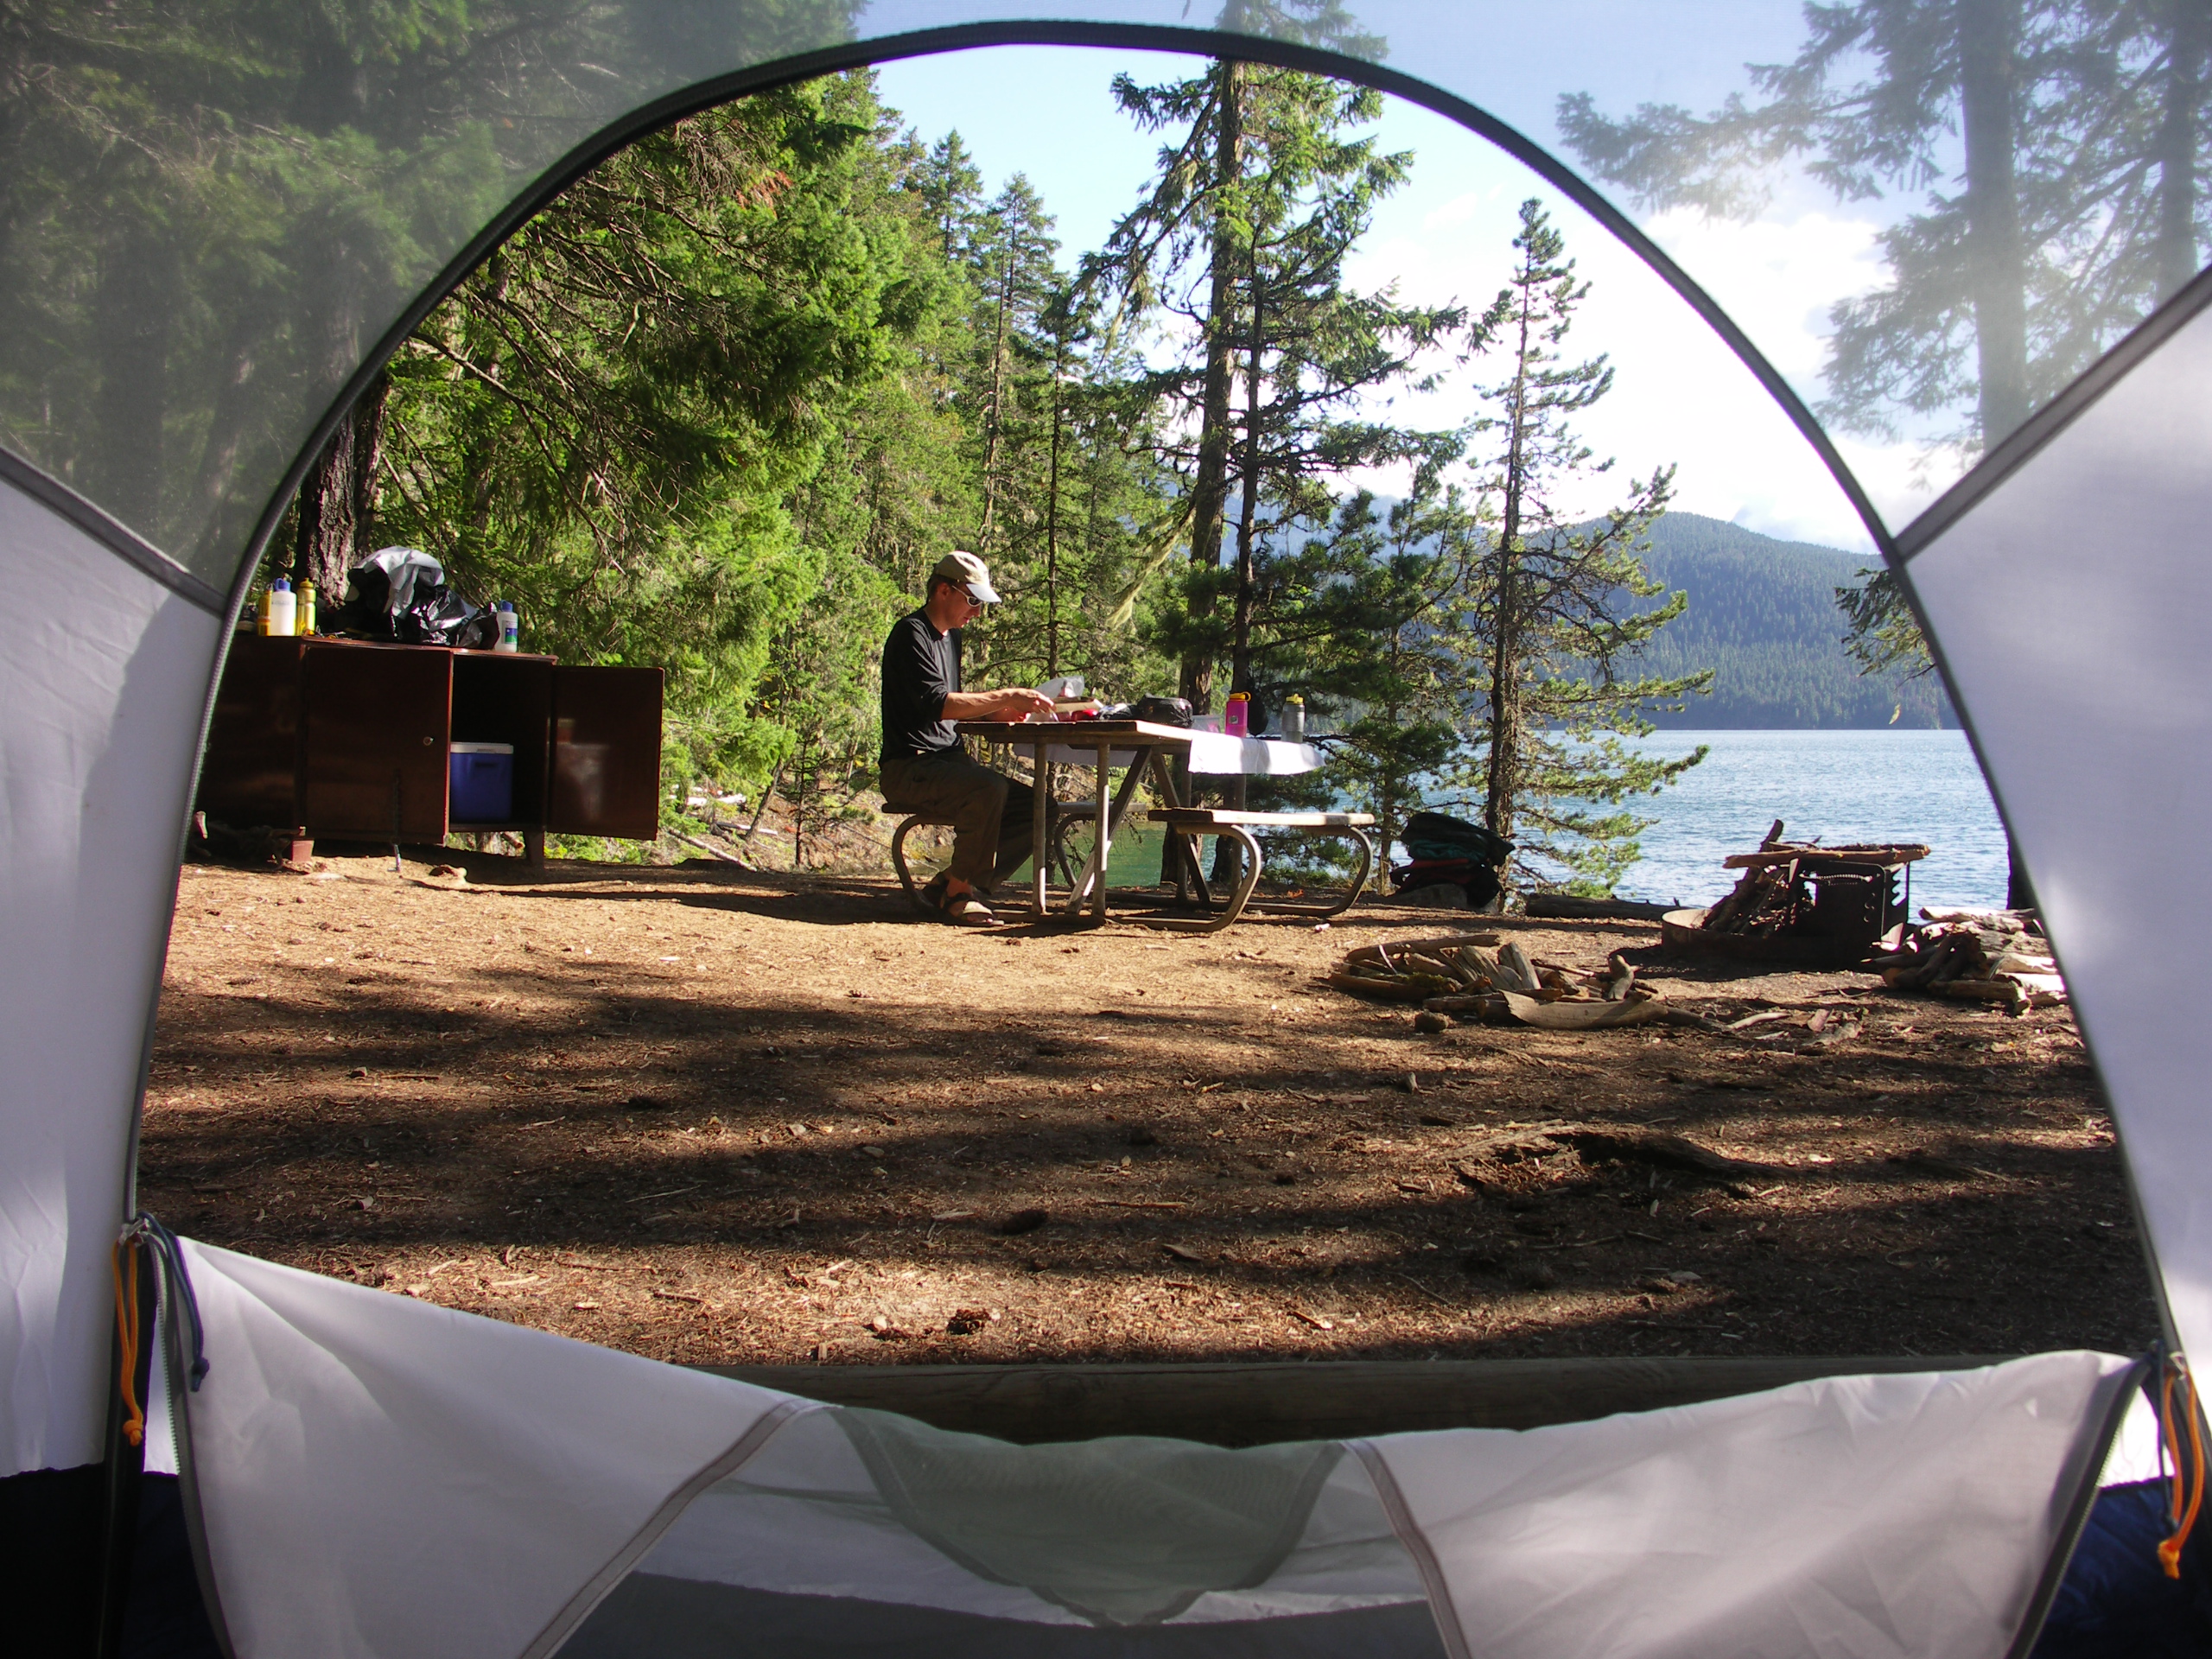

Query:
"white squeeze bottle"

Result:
[[264, 579, 296, 637], [494, 601, 520, 653]]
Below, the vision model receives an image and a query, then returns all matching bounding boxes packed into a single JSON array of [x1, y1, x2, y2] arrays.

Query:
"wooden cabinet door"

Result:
[[198, 634, 307, 827], [548, 665, 664, 839], [300, 644, 451, 839]]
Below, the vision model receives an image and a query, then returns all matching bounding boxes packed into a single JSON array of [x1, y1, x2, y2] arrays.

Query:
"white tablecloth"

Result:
[[1033, 733, 1322, 775]]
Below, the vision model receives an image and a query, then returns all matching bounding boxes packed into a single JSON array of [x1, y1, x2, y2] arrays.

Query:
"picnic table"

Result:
[[945, 718, 1374, 930]]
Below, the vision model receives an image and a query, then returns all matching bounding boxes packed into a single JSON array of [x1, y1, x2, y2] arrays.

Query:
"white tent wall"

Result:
[[160, 1241, 2135, 1658], [175, 1243, 798, 1659], [1903, 289, 2212, 1375], [1364, 1353, 2130, 1659], [2, 4, 2205, 1649], [0, 469, 223, 1477]]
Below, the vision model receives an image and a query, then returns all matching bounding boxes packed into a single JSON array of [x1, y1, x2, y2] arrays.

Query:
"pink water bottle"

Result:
[[1224, 692, 1249, 737]]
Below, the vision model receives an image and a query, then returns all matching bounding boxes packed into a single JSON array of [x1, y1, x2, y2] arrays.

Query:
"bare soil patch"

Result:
[[143, 849, 2159, 1370]]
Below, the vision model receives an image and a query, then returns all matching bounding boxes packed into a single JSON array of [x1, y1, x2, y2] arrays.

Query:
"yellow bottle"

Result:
[[298, 581, 317, 636]]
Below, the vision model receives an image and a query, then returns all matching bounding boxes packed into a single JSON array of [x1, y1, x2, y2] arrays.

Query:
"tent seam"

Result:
[[0, 444, 224, 614], [516, 1393, 823, 1659], [1349, 1439, 1471, 1659], [1896, 263, 2212, 563], [161, 1242, 238, 1659], [1999, 1352, 2162, 1659]]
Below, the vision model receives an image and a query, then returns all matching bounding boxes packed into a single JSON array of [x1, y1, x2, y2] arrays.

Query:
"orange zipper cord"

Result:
[[111, 1231, 145, 1449], [2158, 1356, 2204, 1579]]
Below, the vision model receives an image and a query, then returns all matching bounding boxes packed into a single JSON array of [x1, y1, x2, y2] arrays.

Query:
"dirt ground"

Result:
[[141, 848, 2161, 1370]]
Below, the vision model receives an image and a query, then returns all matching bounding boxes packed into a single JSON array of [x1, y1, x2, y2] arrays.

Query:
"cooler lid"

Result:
[[449, 741, 514, 755]]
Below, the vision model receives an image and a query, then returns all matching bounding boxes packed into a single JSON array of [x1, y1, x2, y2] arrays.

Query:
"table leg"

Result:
[[1030, 738, 1051, 919], [1147, 751, 1212, 906], [1093, 743, 1110, 921]]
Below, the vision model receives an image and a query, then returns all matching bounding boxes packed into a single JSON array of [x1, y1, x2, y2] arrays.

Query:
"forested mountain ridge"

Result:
[[1630, 514, 1955, 729]]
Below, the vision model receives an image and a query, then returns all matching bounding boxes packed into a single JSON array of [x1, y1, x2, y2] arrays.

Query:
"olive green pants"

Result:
[[880, 749, 1037, 893]]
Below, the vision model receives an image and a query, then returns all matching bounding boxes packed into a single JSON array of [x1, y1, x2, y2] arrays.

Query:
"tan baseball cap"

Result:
[[931, 550, 1000, 605]]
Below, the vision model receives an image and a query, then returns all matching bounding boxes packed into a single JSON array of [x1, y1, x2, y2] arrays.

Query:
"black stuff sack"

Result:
[[330, 548, 496, 648]]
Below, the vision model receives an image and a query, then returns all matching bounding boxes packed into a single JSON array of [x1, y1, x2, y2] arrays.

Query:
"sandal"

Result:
[[940, 890, 999, 927], [915, 871, 950, 913]]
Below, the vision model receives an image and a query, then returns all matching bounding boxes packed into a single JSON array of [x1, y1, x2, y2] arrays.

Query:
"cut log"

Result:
[[1602, 952, 1637, 1001], [1326, 972, 1447, 1002], [1938, 977, 2027, 1009], [1500, 992, 1662, 1031], [1722, 843, 1928, 870], [1522, 893, 1674, 922], [1423, 992, 1509, 1018], [1495, 944, 1541, 995]]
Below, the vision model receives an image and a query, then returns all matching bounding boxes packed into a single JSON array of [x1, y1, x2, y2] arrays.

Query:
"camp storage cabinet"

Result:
[[196, 634, 664, 862]]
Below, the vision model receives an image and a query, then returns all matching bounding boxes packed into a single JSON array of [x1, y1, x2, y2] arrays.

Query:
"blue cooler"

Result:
[[448, 741, 514, 823]]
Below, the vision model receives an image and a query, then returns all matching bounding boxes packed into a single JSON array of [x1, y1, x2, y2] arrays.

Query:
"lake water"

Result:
[[1021, 728, 2008, 910], [1602, 729, 2008, 911]]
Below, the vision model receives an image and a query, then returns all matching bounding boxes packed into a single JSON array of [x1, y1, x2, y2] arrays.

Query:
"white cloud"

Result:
[[1343, 159, 1927, 554]]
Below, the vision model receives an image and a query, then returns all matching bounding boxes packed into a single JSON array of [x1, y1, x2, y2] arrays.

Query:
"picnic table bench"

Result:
[[1147, 807, 1375, 932]]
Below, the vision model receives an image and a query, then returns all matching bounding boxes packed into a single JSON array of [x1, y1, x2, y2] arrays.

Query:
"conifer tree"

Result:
[[1080, 0, 1386, 714], [1452, 200, 1710, 896], [1556, 0, 2210, 902]]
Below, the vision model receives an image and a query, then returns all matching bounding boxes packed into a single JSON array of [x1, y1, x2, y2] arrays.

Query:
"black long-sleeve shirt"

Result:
[[880, 608, 963, 762]]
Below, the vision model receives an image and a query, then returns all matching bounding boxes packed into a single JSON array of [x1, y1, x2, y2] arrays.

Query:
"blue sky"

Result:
[[873, 41, 1928, 556]]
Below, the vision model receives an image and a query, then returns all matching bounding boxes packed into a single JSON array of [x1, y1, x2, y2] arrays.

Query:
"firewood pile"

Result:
[[1692, 820, 1927, 945], [1869, 908, 2066, 1013], [1325, 934, 1662, 1030]]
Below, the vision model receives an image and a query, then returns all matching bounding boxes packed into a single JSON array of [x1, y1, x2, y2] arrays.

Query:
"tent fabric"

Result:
[[0, 470, 223, 1476], [3, 5, 2211, 1649], [1901, 294, 2212, 1373], [3, 2, 2199, 587], [1363, 1352, 2133, 1659], [170, 1242, 794, 1659], [156, 1243, 2134, 1659]]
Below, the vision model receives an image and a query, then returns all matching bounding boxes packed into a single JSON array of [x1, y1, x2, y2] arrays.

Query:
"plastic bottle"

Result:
[[1224, 690, 1250, 738], [494, 601, 520, 653], [1282, 694, 1305, 741], [297, 581, 316, 636], [254, 588, 271, 634], [264, 579, 296, 637]]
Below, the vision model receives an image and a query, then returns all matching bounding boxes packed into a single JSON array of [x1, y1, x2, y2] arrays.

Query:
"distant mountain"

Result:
[[1624, 513, 1955, 729]]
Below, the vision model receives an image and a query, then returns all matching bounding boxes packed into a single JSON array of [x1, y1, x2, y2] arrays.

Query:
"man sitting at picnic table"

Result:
[[880, 551, 1054, 926]]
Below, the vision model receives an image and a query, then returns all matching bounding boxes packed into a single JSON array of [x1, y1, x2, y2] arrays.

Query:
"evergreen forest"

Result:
[[1630, 516, 1955, 731], [256, 59, 1921, 892]]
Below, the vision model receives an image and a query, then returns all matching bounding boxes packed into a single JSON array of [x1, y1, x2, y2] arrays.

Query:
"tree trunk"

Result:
[[1483, 264, 1536, 848], [979, 249, 1013, 551], [1044, 334, 1067, 676], [1958, 0, 2035, 907], [1956, 0, 2031, 445], [1164, 59, 1245, 893], [1227, 289, 1264, 699], [291, 372, 388, 602], [2154, 0, 2208, 299], [1178, 57, 1245, 715]]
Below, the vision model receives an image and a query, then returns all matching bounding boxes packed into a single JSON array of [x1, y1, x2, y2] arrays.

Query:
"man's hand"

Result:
[[994, 687, 1056, 720]]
